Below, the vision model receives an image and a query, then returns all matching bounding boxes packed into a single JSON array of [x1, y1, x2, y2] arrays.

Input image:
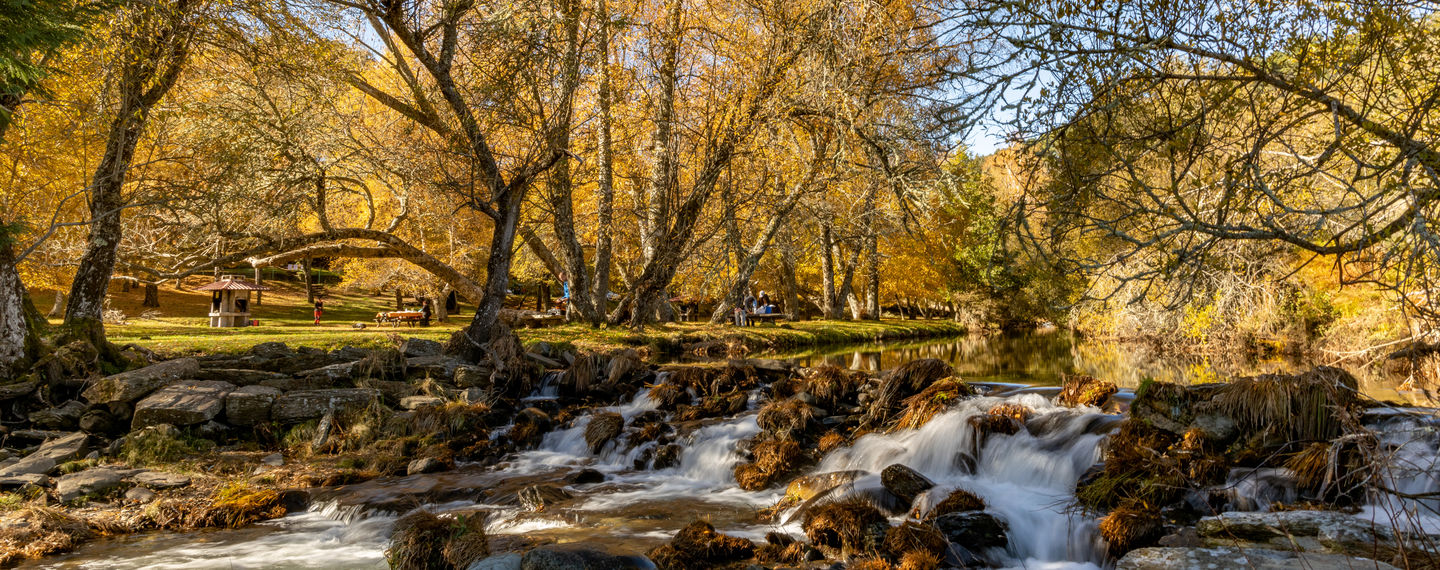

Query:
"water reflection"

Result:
[[769, 331, 1420, 403]]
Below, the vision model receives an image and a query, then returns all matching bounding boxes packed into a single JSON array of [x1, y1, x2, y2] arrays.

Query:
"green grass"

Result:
[[31, 282, 966, 356]]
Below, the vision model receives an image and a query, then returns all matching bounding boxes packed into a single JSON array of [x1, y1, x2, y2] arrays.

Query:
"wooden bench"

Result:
[[376, 311, 428, 327]]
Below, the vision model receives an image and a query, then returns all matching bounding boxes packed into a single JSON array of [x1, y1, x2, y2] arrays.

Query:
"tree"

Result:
[[63, 0, 201, 347]]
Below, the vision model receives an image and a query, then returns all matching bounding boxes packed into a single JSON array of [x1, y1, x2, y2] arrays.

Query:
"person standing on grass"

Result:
[[313, 298, 324, 325]]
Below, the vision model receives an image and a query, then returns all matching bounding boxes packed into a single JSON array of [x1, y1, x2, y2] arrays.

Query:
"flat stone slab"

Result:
[[225, 385, 282, 426], [270, 388, 381, 424], [1118, 547, 1399, 569], [55, 468, 130, 503], [0, 432, 88, 477], [1198, 510, 1394, 551], [83, 358, 200, 404], [127, 470, 192, 490], [0, 473, 50, 489], [132, 380, 235, 429]]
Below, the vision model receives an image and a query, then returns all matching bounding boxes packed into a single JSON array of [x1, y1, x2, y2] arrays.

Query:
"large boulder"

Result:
[[54, 468, 130, 503], [270, 388, 381, 424], [132, 380, 235, 429], [0, 432, 88, 477], [520, 545, 650, 570], [28, 400, 88, 430], [82, 358, 200, 404], [934, 511, 1009, 549], [1196, 511, 1392, 554], [407, 355, 464, 380], [224, 385, 281, 426], [454, 365, 493, 388], [400, 338, 443, 358], [1117, 547, 1399, 569]]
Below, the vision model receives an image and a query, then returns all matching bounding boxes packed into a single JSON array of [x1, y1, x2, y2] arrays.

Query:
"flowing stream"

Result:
[[26, 333, 1440, 569]]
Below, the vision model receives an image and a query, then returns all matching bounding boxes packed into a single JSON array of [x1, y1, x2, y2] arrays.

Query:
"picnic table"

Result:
[[375, 310, 428, 327], [747, 313, 790, 325]]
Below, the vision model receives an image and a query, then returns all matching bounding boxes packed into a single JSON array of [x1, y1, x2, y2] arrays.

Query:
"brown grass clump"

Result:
[[884, 522, 948, 559], [506, 408, 552, 449], [1075, 420, 1191, 512], [0, 507, 99, 565], [925, 488, 986, 520], [866, 359, 959, 427], [699, 391, 749, 417], [818, 431, 848, 454], [584, 412, 624, 454], [803, 365, 860, 408], [988, 403, 1032, 422], [385, 510, 489, 570], [803, 499, 890, 554], [1212, 366, 1362, 442], [664, 366, 712, 393], [755, 542, 817, 565], [1098, 503, 1164, 558], [968, 404, 1028, 437], [713, 362, 760, 395], [648, 382, 689, 410], [899, 550, 942, 570], [191, 481, 287, 529], [893, 378, 976, 430], [757, 398, 814, 440], [847, 556, 895, 570], [734, 440, 808, 491], [647, 520, 755, 570], [1056, 374, 1118, 408]]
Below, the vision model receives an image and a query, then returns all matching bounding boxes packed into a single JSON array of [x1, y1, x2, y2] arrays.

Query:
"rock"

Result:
[[1055, 374, 1118, 407], [0, 378, 39, 400], [518, 484, 572, 512], [54, 468, 128, 503], [1192, 412, 1239, 443], [124, 487, 157, 503], [454, 365, 493, 388], [0, 473, 50, 489], [28, 401, 88, 430], [584, 412, 624, 454], [362, 379, 417, 402], [934, 511, 1009, 549], [880, 464, 934, 504], [82, 358, 200, 404], [407, 457, 449, 475], [78, 409, 121, 435], [562, 469, 606, 485], [401, 396, 444, 411], [1196, 510, 1392, 552], [270, 388, 382, 424], [519, 545, 649, 570], [652, 444, 681, 470], [1117, 547, 1399, 569], [0, 432, 88, 477], [408, 355, 465, 380], [224, 385, 281, 426], [128, 470, 191, 490], [132, 380, 235, 429], [469, 553, 522, 570], [353, 348, 407, 380], [193, 368, 292, 385], [401, 338, 443, 358], [460, 387, 490, 404], [526, 352, 565, 369], [262, 453, 284, 466]]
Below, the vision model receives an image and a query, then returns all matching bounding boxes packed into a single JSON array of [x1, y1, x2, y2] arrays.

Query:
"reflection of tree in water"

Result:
[[776, 333, 1416, 400]]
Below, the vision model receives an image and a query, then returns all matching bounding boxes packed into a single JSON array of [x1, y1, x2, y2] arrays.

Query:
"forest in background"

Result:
[[2, 0, 1438, 381]]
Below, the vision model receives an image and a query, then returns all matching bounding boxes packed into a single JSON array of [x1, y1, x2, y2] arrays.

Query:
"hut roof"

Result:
[[196, 276, 271, 291]]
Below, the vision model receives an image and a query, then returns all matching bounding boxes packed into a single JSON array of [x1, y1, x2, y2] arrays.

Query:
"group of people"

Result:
[[733, 290, 778, 326]]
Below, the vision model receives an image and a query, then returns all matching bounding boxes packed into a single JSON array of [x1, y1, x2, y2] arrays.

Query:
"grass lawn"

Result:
[[29, 283, 966, 357]]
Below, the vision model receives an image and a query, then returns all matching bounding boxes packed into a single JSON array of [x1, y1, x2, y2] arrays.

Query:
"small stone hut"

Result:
[[197, 275, 270, 327]]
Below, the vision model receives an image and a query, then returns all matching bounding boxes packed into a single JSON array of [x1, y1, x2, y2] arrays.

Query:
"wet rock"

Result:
[[1117, 547, 1399, 569], [78, 408, 121, 435], [507, 408, 553, 448], [0, 473, 49, 489], [460, 387, 489, 404], [1196, 510, 1392, 552], [1055, 374, 1118, 408], [917, 487, 986, 520], [407, 457, 450, 475], [934, 511, 1009, 549], [82, 358, 200, 404], [520, 545, 649, 570], [880, 464, 934, 504], [225, 385, 281, 426], [132, 380, 235, 429], [585, 412, 624, 454], [401, 338, 443, 357], [785, 470, 865, 503], [0, 432, 88, 476], [270, 388, 382, 424], [128, 470, 191, 490], [55, 467, 128, 503], [519, 484, 572, 512], [124, 487, 157, 504], [401, 395, 444, 411], [262, 453, 284, 466], [1191, 412, 1239, 443], [29, 400, 87, 430], [454, 365, 493, 388], [652, 444, 681, 470], [470, 552, 523, 570], [562, 468, 606, 485]]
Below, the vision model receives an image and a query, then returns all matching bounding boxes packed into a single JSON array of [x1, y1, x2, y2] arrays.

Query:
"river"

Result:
[[25, 332, 1436, 569]]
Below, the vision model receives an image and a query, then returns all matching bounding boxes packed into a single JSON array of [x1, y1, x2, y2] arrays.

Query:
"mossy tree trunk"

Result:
[[142, 283, 160, 308], [0, 238, 42, 379]]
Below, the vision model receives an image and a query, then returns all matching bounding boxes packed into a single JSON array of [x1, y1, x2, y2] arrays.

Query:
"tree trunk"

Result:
[[394, 288, 403, 310], [840, 243, 860, 320], [639, 0, 683, 267], [709, 170, 816, 323], [436, 286, 450, 322], [462, 191, 525, 354], [0, 237, 40, 378], [254, 266, 262, 306], [590, 0, 616, 324], [301, 258, 314, 303], [779, 233, 802, 319], [820, 224, 839, 319], [142, 283, 159, 308], [864, 232, 880, 320], [544, 0, 596, 323], [48, 291, 66, 319], [120, 279, 132, 293]]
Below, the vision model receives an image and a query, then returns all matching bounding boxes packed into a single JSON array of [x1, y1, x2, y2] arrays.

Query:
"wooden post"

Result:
[[254, 266, 262, 306]]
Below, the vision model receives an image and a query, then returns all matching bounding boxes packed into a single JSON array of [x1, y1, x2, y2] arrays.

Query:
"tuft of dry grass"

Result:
[[0, 506, 99, 566], [818, 431, 848, 454], [584, 412, 624, 454], [898, 550, 942, 570], [803, 499, 890, 555], [803, 365, 860, 408], [385, 509, 489, 570], [892, 378, 976, 430], [648, 382, 689, 410], [1211, 366, 1361, 442], [647, 520, 755, 570], [757, 398, 814, 440], [733, 439, 808, 491], [1098, 502, 1164, 558], [866, 359, 958, 427], [1056, 374, 1118, 407], [884, 522, 947, 559], [924, 488, 986, 520]]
